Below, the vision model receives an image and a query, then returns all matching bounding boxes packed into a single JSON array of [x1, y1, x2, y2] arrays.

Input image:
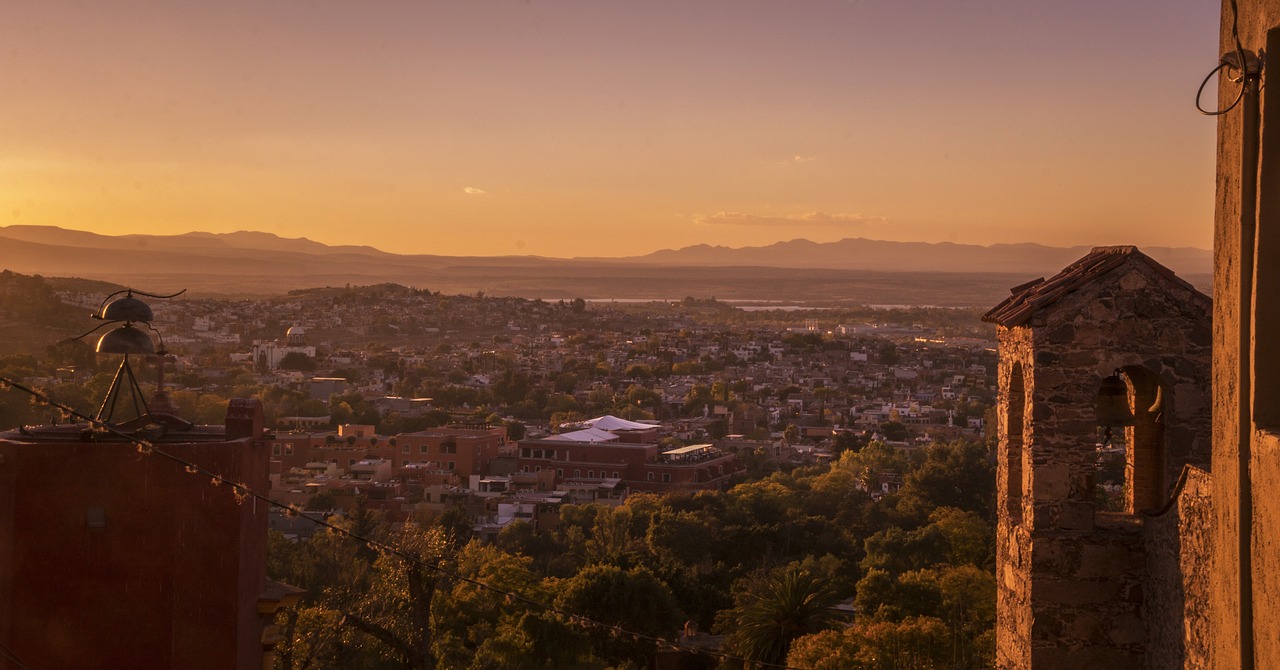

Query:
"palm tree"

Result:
[[721, 567, 842, 668]]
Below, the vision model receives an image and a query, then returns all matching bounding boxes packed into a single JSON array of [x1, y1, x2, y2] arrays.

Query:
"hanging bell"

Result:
[[1095, 372, 1135, 428]]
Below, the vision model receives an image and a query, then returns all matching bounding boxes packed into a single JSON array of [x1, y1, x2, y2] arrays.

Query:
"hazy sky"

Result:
[[2, 1, 1221, 257]]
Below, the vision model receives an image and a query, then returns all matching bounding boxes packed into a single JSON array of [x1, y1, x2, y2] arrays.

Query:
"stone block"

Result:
[[1057, 500, 1096, 532], [1035, 578, 1121, 605], [1108, 612, 1145, 646], [1034, 464, 1071, 500], [1078, 542, 1141, 579]]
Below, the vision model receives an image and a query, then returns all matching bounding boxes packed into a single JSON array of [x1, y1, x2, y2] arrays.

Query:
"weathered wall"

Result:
[[1212, 2, 1280, 669], [1143, 466, 1213, 670], [996, 327, 1035, 668], [0, 436, 269, 670], [993, 257, 1211, 669]]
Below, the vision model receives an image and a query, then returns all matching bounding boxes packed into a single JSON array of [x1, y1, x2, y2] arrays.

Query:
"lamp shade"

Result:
[[96, 324, 156, 355]]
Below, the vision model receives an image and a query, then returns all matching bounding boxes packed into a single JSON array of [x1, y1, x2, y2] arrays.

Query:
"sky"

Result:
[[2, 1, 1222, 258]]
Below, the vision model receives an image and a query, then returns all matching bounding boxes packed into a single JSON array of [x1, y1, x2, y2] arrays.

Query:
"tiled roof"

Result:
[[982, 246, 1206, 327]]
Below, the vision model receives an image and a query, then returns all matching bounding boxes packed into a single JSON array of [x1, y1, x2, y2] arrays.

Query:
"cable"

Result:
[[1198, 0, 1254, 116], [0, 639, 34, 670], [0, 375, 804, 670]]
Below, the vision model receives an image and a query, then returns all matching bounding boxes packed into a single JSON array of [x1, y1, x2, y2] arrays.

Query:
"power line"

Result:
[[0, 375, 804, 670], [0, 639, 34, 670]]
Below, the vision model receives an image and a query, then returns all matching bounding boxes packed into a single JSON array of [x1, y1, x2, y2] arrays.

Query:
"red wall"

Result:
[[0, 434, 269, 669]]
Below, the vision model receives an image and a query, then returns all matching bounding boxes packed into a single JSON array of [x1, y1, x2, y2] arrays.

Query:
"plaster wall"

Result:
[[1211, 2, 1280, 668]]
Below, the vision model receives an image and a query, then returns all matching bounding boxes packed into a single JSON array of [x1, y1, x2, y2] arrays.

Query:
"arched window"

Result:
[[1120, 366, 1167, 513], [1005, 362, 1026, 526]]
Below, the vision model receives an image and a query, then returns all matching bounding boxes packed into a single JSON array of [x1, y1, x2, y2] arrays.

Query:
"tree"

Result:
[[305, 491, 338, 511], [717, 567, 841, 667], [787, 616, 952, 670], [554, 564, 684, 665], [505, 420, 527, 441], [897, 440, 995, 520], [278, 351, 316, 371], [878, 420, 909, 442]]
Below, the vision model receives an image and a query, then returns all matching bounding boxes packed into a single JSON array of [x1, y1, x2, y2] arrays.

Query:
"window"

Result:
[[1118, 366, 1167, 513], [284, 444, 293, 455], [272, 443, 281, 456], [647, 472, 654, 481], [421, 445, 428, 454], [574, 469, 581, 477], [556, 469, 564, 477], [662, 473, 671, 483], [535, 466, 542, 472], [448, 461, 456, 471], [1004, 362, 1025, 526], [612, 471, 619, 478], [587, 471, 594, 478], [402, 444, 409, 454]]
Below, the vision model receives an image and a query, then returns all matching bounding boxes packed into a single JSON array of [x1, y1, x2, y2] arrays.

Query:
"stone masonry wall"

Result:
[[994, 258, 1211, 669], [1143, 466, 1213, 670]]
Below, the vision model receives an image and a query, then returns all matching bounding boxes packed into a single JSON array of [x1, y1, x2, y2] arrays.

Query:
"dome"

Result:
[[286, 325, 306, 336]]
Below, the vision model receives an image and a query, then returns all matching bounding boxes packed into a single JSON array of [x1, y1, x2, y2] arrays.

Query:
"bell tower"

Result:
[[984, 247, 1211, 669]]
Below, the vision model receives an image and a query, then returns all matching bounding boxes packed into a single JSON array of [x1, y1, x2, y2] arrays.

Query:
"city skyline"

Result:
[[3, 1, 1219, 258]]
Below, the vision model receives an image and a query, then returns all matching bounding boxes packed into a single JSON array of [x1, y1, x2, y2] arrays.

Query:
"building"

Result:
[[0, 399, 298, 669], [988, 4, 1280, 669], [251, 325, 316, 370], [985, 247, 1212, 668], [515, 437, 739, 493]]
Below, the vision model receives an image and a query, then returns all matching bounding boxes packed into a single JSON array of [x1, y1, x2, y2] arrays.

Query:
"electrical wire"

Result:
[[0, 375, 805, 670], [1198, 0, 1254, 116], [0, 639, 34, 670]]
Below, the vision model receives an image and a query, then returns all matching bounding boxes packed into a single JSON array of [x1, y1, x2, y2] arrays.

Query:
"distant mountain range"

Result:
[[0, 225, 1212, 304], [604, 238, 1211, 275]]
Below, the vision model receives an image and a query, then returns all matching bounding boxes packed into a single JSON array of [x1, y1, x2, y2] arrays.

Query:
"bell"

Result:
[[96, 323, 156, 355], [1095, 372, 1135, 428]]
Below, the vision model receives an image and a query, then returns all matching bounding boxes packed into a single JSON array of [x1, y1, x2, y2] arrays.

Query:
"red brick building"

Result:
[[515, 438, 739, 493]]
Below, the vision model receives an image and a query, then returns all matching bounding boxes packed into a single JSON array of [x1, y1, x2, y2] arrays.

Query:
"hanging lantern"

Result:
[[1095, 371, 1135, 428]]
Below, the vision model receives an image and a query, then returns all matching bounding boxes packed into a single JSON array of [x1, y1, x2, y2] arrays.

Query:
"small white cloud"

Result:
[[463, 187, 487, 195], [694, 211, 887, 227], [791, 155, 817, 163]]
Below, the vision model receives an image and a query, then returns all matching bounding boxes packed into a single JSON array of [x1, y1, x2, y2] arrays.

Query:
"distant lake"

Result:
[[585, 298, 835, 311]]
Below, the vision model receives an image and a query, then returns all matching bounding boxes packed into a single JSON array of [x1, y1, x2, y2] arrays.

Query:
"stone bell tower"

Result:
[[983, 247, 1211, 669]]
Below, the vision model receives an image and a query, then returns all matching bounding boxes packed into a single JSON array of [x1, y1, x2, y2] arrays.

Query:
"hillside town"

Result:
[[10, 280, 996, 540]]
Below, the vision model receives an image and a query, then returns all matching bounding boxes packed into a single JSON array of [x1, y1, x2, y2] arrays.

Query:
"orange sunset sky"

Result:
[[3, 1, 1219, 258]]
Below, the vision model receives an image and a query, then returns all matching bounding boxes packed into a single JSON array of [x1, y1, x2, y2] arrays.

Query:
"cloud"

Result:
[[694, 211, 888, 227], [463, 187, 487, 195], [789, 155, 817, 163]]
